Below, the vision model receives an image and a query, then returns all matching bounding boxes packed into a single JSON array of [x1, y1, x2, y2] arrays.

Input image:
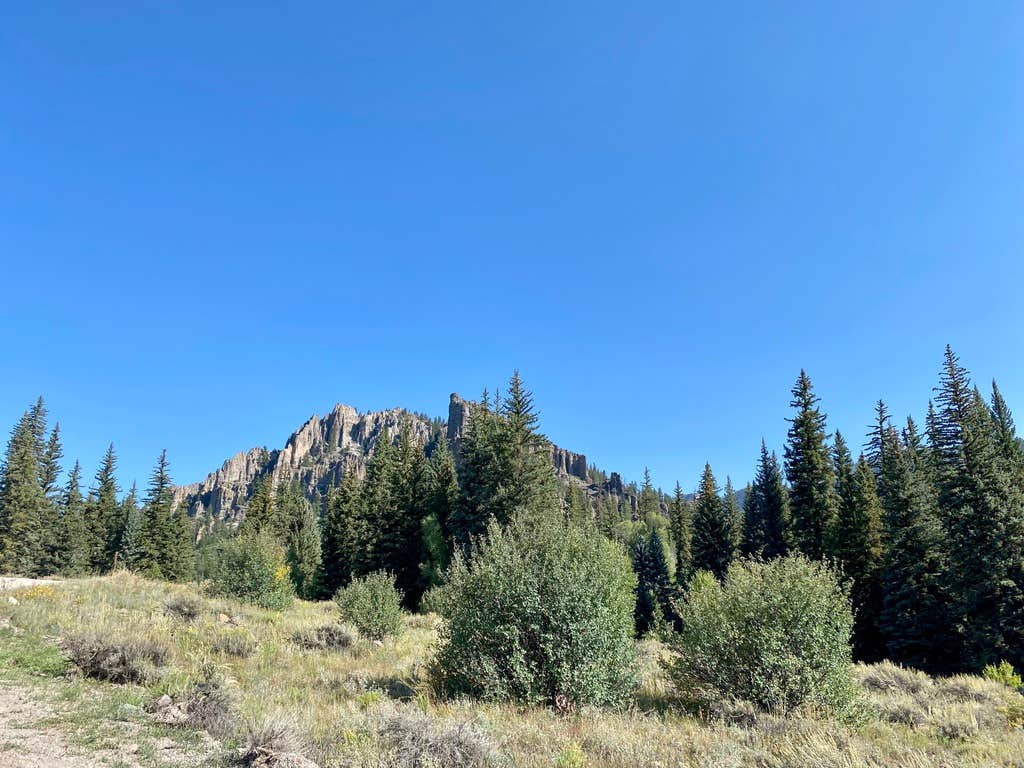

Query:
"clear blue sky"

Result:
[[3, 2, 1023, 496]]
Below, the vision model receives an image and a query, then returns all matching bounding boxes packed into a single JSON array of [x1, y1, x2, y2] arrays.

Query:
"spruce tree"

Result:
[[496, 371, 559, 523], [865, 399, 891, 478], [285, 482, 323, 599], [37, 424, 64, 575], [117, 482, 143, 570], [830, 451, 884, 661], [784, 370, 837, 560], [0, 409, 46, 575], [723, 477, 743, 554], [668, 482, 692, 586], [990, 380, 1024, 478], [241, 475, 279, 536], [743, 441, 790, 559], [137, 450, 175, 578], [321, 472, 364, 595], [691, 464, 734, 580], [371, 421, 427, 607], [637, 467, 660, 523], [58, 461, 89, 575], [422, 436, 458, 587], [451, 373, 558, 547], [879, 422, 954, 672], [85, 444, 119, 572]]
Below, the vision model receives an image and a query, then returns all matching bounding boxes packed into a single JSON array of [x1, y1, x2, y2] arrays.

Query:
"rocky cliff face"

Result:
[[175, 394, 631, 523]]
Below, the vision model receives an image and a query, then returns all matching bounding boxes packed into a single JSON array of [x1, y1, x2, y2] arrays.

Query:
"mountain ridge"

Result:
[[174, 393, 633, 523]]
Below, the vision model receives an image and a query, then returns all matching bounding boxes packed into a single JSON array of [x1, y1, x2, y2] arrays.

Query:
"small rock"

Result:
[[154, 694, 173, 711], [217, 613, 230, 623], [7, 596, 18, 605], [373, 639, 383, 647]]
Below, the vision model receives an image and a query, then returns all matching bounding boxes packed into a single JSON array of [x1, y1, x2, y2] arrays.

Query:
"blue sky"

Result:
[[2, 2, 1023, 495]]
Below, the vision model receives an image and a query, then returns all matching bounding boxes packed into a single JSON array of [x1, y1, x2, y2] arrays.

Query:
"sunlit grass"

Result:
[[2, 573, 1024, 767]]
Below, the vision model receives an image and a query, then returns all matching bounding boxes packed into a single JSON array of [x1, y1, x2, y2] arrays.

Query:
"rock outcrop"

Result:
[[175, 393, 631, 524]]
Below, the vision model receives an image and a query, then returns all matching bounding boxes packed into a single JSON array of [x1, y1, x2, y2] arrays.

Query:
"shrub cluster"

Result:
[[334, 572, 404, 640], [434, 516, 638, 708], [163, 594, 204, 622], [206, 532, 294, 610], [291, 623, 359, 651], [377, 709, 494, 768], [667, 555, 855, 714], [63, 632, 170, 685]]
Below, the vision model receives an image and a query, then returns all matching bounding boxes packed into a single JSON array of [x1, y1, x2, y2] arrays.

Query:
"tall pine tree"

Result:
[[784, 370, 837, 560], [691, 464, 734, 580], [742, 441, 789, 559]]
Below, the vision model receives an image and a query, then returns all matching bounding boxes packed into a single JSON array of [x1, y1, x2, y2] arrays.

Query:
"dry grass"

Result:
[[2, 573, 1024, 768]]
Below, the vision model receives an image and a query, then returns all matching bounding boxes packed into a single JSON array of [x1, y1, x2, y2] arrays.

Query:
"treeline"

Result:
[[2, 350, 1022, 676], [0, 400, 193, 580], [624, 347, 1024, 675]]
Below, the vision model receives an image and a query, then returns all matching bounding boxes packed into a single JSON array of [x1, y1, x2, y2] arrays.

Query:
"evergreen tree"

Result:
[[691, 464, 734, 580], [284, 481, 323, 599], [241, 475, 279, 537], [743, 441, 790, 559], [370, 421, 427, 607], [990, 380, 1024, 478], [784, 370, 837, 560], [831, 451, 884, 661], [321, 472, 363, 595], [668, 482, 692, 586], [164, 498, 195, 581], [637, 467, 660, 523], [865, 399, 891, 478], [37, 423, 64, 574], [422, 436, 458, 587], [117, 482, 143, 570], [0, 409, 46, 575], [85, 444, 119, 572], [451, 372, 558, 547], [58, 461, 89, 575], [722, 477, 743, 554], [136, 450, 175, 578], [630, 528, 674, 635], [879, 422, 954, 672], [496, 371, 559, 523]]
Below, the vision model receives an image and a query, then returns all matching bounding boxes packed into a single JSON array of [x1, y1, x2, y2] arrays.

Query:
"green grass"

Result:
[[2, 573, 1024, 767]]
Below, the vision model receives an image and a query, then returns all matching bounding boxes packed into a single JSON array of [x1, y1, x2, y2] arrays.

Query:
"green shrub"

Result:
[[667, 555, 855, 714], [982, 660, 1023, 691], [419, 584, 447, 616], [434, 516, 638, 708], [334, 572, 404, 640], [206, 532, 294, 610]]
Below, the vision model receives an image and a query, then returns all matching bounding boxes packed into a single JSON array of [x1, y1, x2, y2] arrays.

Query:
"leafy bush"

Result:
[[63, 632, 169, 685], [667, 555, 855, 714], [982, 660, 1023, 691], [206, 532, 294, 610], [377, 709, 494, 768], [334, 572, 404, 640], [419, 585, 447, 616], [434, 517, 638, 708]]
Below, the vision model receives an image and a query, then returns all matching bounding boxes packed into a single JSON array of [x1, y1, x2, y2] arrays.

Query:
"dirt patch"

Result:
[[0, 577, 60, 593], [0, 685, 134, 767]]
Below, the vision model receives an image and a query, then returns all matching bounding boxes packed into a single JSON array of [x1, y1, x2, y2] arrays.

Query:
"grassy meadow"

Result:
[[1, 574, 1023, 767]]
